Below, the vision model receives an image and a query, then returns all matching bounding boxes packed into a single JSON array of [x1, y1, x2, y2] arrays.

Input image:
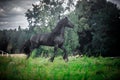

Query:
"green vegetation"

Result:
[[0, 56, 120, 80]]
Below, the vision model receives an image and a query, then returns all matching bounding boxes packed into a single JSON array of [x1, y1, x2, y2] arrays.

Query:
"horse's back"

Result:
[[30, 33, 51, 44], [30, 32, 65, 47]]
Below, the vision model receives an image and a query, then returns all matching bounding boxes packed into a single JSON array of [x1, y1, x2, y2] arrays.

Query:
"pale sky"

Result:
[[0, 0, 39, 30], [0, 0, 119, 30]]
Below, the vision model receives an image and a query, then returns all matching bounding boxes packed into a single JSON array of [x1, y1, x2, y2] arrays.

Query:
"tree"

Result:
[[89, 0, 120, 56], [75, 0, 120, 56], [0, 30, 8, 52], [75, 0, 93, 55], [25, 0, 64, 33]]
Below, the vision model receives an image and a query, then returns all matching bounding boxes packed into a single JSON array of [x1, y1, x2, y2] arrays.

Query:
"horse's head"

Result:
[[64, 17, 74, 28]]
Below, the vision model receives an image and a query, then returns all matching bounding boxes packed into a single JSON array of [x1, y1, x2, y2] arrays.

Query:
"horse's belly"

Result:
[[39, 40, 54, 46], [38, 34, 64, 46]]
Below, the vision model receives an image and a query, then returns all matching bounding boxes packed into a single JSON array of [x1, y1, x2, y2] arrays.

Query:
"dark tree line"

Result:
[[0, 0, 119, 57], [0, 27, 30, 53]]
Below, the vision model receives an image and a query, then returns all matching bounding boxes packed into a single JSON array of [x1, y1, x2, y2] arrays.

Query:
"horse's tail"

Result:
[[20, 39, 31, 54]]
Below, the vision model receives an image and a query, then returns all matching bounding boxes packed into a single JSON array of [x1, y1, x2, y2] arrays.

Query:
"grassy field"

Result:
[[0, 55, 120, 80]]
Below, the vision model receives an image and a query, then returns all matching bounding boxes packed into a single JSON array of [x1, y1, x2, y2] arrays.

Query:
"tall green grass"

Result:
[[0, 56, 120, 80]]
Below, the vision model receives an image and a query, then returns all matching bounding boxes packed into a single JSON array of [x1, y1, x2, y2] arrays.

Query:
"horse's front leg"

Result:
[[60, 46, 68, 62], [50, 45, 58, 62]]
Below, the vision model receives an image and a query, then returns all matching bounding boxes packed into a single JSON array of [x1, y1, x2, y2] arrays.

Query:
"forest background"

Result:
[[0, 0, 119, 57]]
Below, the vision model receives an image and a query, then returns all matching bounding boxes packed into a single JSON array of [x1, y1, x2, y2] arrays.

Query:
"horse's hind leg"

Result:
[[26, 43, 35, 59], [26, 53, 30, 59], [60, 46, 68, 62], [25, 48, 31, 59], [50, 45, 58, 62]]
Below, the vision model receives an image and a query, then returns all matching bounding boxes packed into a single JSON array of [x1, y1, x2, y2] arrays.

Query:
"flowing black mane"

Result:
[[52, 17, 68, 35]]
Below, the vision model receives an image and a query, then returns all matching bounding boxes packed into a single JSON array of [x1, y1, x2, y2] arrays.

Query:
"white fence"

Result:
[[0, 50, 9, 56], [0, 50, 27, 57]]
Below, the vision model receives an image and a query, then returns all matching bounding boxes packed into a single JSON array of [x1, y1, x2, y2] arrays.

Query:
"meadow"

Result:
[[0, 55, 120, 80]]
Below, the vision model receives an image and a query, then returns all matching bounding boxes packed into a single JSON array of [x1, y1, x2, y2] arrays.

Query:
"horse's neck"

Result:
[[52, 24, 65, 37], [60, 27, 65, 37]]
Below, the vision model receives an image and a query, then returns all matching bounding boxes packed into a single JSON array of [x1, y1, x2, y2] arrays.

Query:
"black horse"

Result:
[[21, 17, 74, 62]]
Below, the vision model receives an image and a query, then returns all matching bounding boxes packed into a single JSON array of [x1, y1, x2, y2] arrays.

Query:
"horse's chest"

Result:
[[54, 36, 64, 45]]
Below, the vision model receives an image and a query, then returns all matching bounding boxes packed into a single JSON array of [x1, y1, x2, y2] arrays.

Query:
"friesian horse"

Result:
[[21, 17, 74, 62]]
